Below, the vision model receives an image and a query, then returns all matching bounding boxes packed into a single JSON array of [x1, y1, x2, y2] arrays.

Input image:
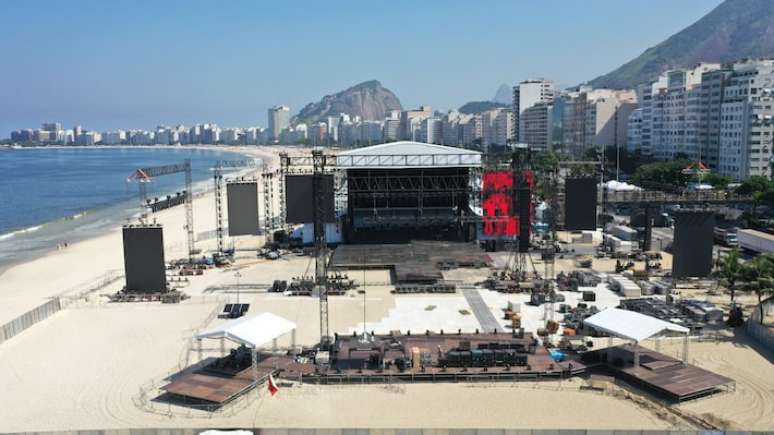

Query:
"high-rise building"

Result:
[[383, 118, 400, 141], [562, 88, 637, 157], [513, 79, 554, 140], [492, 109, 514, 147], [626, 108, 643, 153], [520, 102, 553, 152], [418, 117, 441, 144], [399, 106, 432, 140], [717, 59, 774, 180], [42, 122, 62, 132], [461, 115, 483, 146], [308, 122, 328, 147], [699, 68, 733, 169], [268, 105, 290, 141], [73, 125, 82, 141]]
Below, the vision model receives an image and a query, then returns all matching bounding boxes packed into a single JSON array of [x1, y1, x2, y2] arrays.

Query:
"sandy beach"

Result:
[[0, 145, 772, 432]]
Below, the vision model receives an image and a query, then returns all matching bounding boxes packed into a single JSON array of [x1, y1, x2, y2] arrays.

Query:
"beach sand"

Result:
[[0, 145, 771, 432]]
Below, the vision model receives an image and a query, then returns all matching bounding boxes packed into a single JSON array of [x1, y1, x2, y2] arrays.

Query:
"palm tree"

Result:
[[716, 249, 743, 307], [740, 254, 774, 325]]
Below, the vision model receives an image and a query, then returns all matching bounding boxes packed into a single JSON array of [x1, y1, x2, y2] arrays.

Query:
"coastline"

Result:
[[0, 144, 302, 325], [0, 144, 292, 286]]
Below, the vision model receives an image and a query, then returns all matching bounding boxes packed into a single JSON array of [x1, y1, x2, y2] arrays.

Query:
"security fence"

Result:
[[0, 297, 61, 345], [746, 297, 774, 352]]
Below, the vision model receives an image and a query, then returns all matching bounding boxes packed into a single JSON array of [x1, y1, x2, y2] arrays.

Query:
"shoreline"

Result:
[[0, 144, 278, 279]]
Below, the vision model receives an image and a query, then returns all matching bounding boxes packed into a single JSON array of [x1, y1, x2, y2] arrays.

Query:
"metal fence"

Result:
[[0, 297, 61, 345], [746, 298, 774, 352]]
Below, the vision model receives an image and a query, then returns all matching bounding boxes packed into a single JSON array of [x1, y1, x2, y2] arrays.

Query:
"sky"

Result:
[[0, 0, 724, 136]]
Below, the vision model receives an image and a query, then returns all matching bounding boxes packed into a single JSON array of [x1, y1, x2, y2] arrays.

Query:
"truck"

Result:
[[714, 227, 739, 247], [737, 229, 774, 254]]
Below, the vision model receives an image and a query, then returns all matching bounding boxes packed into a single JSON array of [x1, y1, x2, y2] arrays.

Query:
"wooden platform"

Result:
[[161, 354, 302, 405], [279, 333, 586, 383], [589, 345, 734, 402]]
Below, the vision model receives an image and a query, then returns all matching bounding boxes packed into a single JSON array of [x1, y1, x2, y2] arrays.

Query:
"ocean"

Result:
[[0, 146, 249, 268]]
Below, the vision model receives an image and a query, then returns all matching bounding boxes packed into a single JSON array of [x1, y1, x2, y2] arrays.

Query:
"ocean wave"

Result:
[[0, 225, 43, 241], [67, 211, 87, 220]]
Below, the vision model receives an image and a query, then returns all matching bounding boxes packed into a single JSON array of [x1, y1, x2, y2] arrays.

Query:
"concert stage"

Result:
[[277, 332, 587, 383]]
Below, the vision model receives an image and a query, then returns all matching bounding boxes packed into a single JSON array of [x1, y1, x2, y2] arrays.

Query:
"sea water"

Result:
[[0, 146, 249, 268]]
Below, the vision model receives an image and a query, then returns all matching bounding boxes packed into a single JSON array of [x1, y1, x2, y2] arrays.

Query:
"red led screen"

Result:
[[482, 171, 519, 237]]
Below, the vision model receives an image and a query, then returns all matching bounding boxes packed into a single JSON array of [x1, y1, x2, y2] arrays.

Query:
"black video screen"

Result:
[[285, 174, 335, 223], [122, 226, 166, 292], [227, 182, 260, 236], [564, 178, 597, 230], [672, 211, 715, 278]]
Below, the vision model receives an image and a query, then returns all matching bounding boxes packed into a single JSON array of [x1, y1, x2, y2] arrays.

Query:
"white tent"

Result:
[[583, 307, 688, 342], [583, 307, 690, 364], [194, 312, 297, 385], [197, 312, 297, 349]]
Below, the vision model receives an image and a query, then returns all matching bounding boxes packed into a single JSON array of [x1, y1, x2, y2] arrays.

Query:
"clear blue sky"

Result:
[[1, 0, 723, 135]]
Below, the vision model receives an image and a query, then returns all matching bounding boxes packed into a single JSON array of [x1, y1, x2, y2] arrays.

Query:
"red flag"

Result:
[[267, 373, 279, 396]]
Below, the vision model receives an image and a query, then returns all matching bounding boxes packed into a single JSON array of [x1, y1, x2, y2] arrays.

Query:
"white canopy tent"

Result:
[[584, 307, 690, 364], [195, 312, 297, 384], [197, 312, 297, 349]]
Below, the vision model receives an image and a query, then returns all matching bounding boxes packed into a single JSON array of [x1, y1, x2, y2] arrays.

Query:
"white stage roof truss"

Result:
[[336, 141, 482, 169]]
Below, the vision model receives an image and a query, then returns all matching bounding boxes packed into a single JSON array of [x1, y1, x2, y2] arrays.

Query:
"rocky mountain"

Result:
[[293, 80, 403, 125], [588, 0, 774, 89], [458, 101, 508, 115], [492, 84, 512, 105]]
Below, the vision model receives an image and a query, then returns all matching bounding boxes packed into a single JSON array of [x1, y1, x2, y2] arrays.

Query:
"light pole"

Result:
[[234, 271, 242, 304]]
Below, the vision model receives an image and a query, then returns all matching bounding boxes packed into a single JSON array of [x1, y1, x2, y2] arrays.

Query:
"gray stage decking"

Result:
[[462, 287, 502, 332]]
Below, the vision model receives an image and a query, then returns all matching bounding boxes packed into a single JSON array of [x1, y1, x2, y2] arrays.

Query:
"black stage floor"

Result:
[[329, 241, 491, 283]]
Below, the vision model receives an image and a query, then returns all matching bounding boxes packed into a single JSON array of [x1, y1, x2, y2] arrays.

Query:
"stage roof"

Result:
[[196, 312, 296, 348], [336, 141, 482, 168], [583, 308, 689, 343]]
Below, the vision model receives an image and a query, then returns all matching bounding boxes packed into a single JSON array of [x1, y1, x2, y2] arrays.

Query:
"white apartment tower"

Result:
[[513, 79, 554, 141], [718, 60, 774, 180], [268, 105, 290, 141]]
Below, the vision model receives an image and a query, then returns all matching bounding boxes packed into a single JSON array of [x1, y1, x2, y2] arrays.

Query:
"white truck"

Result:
[[714, 227, 738, 247], [737, 229, 774, 254]]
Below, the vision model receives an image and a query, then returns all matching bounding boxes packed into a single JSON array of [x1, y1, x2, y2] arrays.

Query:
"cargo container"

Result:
[[737, 229, 774, 254]]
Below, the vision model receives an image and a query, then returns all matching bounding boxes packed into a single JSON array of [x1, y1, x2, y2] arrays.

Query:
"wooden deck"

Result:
[[161, 354, 305, 405], [590, 345, 734, 401]]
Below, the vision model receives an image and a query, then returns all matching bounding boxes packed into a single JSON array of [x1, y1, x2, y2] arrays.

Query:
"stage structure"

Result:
[[278, 142, 483, 347], [337, 142, 482, 243], [212, 159, 278, 253], [226, 181, 260, 236], [127, 160, 195, 262], [122, 224, 167, 292]]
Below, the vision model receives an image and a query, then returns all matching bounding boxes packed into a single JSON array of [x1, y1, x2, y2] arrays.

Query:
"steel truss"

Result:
[[128, 160, 195, 263], [212, 159, 261, 253]]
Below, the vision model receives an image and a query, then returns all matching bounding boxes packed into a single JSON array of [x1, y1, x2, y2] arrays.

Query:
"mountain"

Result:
[[458, 101, 508, 115], [293, 80, 403, 125], [588, 0, 774, 89], [492, 84, 512, 105]]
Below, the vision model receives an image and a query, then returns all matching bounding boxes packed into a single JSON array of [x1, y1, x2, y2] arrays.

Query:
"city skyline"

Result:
[[0, 0, 722, 135]]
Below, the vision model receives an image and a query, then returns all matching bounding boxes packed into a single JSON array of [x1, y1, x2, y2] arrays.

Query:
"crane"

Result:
[[127, 159, 195, 263]]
